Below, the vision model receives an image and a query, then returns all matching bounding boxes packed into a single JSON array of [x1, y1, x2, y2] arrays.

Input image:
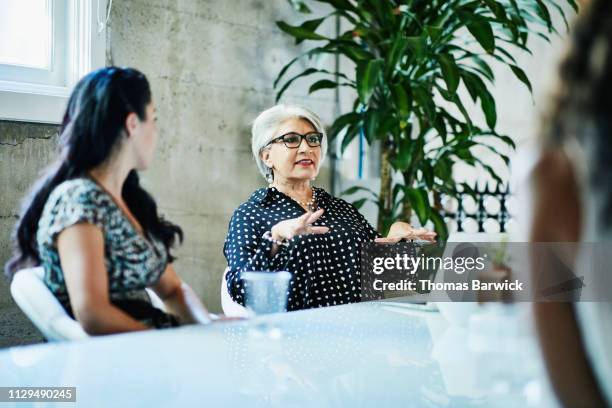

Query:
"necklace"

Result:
[[292, 188, 317, 211]]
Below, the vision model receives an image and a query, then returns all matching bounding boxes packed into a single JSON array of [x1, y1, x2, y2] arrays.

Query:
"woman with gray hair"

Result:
[[223, 104, 435, 311]]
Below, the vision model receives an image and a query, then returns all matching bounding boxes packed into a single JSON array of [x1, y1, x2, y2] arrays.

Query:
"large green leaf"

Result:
[[479, 143, 511, 165], [356, 59, 383, 104], [405, 36, 427, 59], [291, 17, 327, 44], [543, 0, 570, 32], [437, 53, 460, 94], [464, 17, 495, 54], [273, 45, 337, 88], [470, 56, 495, 82], [434, 158, 452, 181], [308, 79, 339, 94], [460, 71, 497, 128], [421, 159, 434, 189], [336, 42, 376, 62], [340, 121, 362, 153], [533, 0, 553, 32], [564, 0, 579, 12], [413, 86, 436, 123], [406, 187, 430, 225], [275, 67, 320, 102], [429, 210, 448, 241], [363, 0, 395, 27], [329, 112, 361, 139], [483, 0, 508, 22], [480, 89, 497, 129], [391, 83, 411, 118], [351, 198, 368, 210], [386, 35, 410, 76], [391, 136, 413, 171], [364, 110, 380, 144], [509, 65, 533, 94], [340, 185, 377, 198], [433, 114, 447, 143], [276, 21, 328, 41], [426, 25, 443, 43]]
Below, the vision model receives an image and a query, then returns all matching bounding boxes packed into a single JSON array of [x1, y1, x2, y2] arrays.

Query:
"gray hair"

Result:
[[251, 104, 328, 181]]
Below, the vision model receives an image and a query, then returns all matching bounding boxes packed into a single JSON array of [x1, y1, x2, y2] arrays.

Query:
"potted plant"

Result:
[[274, 0, 576, 239]]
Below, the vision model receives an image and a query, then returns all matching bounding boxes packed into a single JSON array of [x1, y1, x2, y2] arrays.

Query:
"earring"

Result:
[[266, 166, 274, 184]]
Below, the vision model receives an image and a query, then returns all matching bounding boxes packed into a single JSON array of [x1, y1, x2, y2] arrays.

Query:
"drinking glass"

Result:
[[242, 271, 291, 338]]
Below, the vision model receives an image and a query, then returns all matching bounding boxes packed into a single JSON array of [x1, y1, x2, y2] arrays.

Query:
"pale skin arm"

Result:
[[269, 208, 329, 257], [269, 210, 436, 257], [57, 224, 149, 335], [150, 264, 212, 325], [531, 149, 606, 407], [58, 224, 212, 334], [375, 221, 437, 243]]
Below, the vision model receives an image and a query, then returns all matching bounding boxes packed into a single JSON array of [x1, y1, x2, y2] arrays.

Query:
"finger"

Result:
[[375, 237, 402, 244], [418, 231, 437, 241], [297, 211, 311, 223], [295, 212, 312, 229], [306, 208, 324, 224], [309, 226, 329, 234]]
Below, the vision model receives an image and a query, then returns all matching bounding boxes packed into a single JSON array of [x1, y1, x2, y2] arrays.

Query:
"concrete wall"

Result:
[[0, 0, 339, 348], [107, 0, 336, 314], [0, 121, 58, 347]]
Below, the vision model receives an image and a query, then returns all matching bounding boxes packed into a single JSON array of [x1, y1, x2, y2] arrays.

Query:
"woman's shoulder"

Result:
[[230, 188, 268, 217], [41, 178, 113, 226], [47, 177, 107, 209], [37, 178, 111, 244]]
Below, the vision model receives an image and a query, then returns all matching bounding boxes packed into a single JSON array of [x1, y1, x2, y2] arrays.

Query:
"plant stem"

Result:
[[378, 145, 392, 232]]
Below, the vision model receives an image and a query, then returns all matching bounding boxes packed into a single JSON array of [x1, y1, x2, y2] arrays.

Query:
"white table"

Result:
[[0, 301, 558, 407]]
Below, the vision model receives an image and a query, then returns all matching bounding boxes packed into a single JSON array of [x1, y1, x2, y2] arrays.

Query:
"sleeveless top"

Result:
[[36, 177, 178, 328]]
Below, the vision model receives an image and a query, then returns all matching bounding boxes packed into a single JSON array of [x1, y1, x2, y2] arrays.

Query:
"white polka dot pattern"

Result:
[[223, 187, 380, 311]]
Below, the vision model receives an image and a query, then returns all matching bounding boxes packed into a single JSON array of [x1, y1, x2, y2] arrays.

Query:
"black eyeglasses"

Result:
[[266, 132, 323, 149]]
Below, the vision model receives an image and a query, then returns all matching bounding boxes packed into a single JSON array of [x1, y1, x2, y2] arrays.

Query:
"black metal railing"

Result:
[[443, 183, 511, 233]]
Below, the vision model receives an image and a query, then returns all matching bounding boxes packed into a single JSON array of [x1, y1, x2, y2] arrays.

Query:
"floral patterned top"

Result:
[[36, 177, 176, 327]]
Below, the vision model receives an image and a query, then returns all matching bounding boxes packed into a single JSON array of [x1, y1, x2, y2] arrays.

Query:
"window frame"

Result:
[[0, 0, 107, 124]]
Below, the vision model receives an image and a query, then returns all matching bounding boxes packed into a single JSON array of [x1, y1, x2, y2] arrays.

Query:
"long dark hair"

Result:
[[544, 0, 612, 227], [4, 67, 183, 280]]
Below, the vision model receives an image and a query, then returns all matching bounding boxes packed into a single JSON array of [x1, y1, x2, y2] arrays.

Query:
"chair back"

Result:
[[10, 267, 88, 341], [11, 267, 167, 341]]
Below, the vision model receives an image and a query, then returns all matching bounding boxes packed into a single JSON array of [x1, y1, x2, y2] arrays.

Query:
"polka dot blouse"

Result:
[[223, 186, 380, 311]]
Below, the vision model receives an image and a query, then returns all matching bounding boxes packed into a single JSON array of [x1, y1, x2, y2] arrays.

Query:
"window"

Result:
[[0, 0, 108, 124]]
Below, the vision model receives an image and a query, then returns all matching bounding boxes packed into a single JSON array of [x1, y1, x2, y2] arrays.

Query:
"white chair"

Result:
[[221, 267, 250, 317], [10, 266, 166, 341]]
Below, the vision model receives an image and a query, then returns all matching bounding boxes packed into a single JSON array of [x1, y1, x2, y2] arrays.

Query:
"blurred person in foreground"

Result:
[[531, 0, 612, 405]]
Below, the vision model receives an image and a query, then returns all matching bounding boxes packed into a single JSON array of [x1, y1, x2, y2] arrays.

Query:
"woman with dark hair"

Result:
[[531, 0, 612, 405], [5, 67, 211, 334]]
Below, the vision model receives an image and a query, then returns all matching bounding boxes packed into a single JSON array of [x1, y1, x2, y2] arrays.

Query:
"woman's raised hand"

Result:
[[374, 221, 437, 244], [271, 208, 329, 241]]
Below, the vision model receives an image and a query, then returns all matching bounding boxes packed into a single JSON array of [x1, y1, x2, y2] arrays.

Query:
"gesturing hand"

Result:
[[374, 221, 437, 244], [271, 208, 329, 241]]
